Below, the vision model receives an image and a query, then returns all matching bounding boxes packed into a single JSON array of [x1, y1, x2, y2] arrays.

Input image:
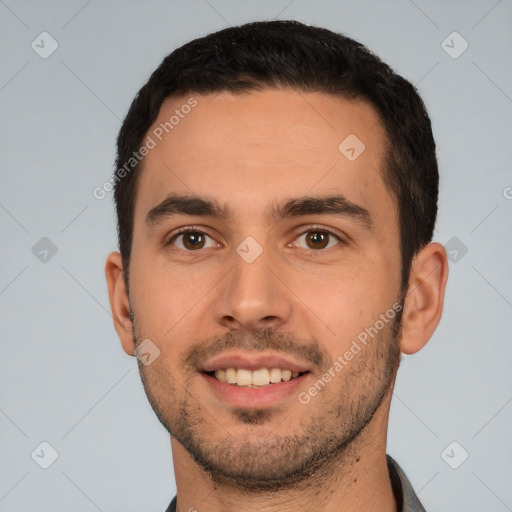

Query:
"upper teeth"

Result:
[[214, 368, 301, 387]]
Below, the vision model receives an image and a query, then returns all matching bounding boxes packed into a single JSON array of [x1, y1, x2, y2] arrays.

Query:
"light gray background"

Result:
[[1, 1, 511, 511]]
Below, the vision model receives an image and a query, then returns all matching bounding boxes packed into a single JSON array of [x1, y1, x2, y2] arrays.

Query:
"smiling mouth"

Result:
[[205, 368, 309, 388]]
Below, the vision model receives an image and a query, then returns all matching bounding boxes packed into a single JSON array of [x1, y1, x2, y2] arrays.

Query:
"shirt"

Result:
[[164, 455, 426, 511]]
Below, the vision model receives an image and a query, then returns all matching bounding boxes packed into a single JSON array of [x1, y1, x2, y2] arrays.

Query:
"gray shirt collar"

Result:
[[387, 455, 427, 512]]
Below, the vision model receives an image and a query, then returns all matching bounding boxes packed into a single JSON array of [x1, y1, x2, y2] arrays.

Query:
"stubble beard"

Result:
[[133, 307, 403, 492]]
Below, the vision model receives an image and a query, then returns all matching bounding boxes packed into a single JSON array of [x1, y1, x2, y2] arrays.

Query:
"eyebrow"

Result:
[[146, 194, 230, 227], [269, 195, 374, 231], [146, 193, 373, 231]]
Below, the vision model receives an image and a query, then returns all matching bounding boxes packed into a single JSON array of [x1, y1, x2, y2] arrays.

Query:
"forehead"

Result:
[[135, 89, 394, 224]]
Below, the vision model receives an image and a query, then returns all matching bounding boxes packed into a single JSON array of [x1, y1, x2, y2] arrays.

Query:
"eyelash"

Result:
[[291, 226, 345, 250], [166, 225, 345, 251], [166, 226, 219, 250]]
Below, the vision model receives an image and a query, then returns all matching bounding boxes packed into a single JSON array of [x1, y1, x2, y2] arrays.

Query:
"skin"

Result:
[[106, 89, 448, 512]]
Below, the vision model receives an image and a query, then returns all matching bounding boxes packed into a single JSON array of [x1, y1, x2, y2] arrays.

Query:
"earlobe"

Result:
[[105, 252, 135, 356], [400, 242, 449, 355]]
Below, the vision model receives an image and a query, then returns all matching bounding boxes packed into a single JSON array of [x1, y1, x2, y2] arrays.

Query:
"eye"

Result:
[[293, 229, 341, 250], [170, 230, 219, 251]]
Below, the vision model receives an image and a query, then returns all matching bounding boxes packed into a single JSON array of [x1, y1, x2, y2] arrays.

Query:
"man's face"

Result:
[[128, 89, 403, 488]]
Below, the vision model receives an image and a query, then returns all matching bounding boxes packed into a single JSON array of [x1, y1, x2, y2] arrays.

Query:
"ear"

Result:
[[400, 242, 449, 355], [105, 251, 135, 356]]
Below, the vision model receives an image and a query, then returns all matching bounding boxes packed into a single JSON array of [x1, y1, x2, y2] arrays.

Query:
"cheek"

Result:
[[129, 250, 219, 340], [291, 260, 397, 345]]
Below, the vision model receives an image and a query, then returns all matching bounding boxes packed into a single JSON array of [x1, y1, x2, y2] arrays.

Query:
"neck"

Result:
[[171, 394, 397, 512]]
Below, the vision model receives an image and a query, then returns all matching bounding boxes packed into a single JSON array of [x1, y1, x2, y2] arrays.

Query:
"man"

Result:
[[105, 20, 448, 512]]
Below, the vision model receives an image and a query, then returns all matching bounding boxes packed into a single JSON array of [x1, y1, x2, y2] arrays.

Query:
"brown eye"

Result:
[[182, 232, 205, 250], [171, 231, 217, 251], [305, 231, 330, 249], [294, 230, 340, 250]]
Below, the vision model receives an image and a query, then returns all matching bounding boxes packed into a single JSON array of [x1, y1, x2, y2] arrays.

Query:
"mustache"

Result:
[[182, 327, 332, 372]]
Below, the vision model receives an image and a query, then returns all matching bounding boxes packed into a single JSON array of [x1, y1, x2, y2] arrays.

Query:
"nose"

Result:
[[212, 245, 293, 331]]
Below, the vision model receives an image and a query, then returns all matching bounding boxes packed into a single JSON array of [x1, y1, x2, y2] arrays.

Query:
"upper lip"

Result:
[[200, 352, 312, 373]]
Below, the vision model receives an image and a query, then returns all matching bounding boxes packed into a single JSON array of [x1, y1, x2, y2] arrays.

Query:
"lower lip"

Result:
[[201, 372, 309, 409]]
